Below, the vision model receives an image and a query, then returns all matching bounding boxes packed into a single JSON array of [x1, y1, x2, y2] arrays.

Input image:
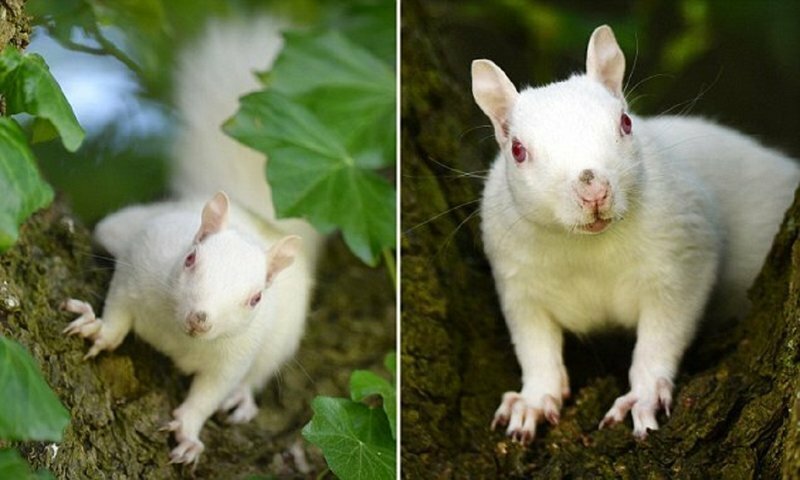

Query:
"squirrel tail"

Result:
[[171, 17, 322, 259], [171, 16, 282, 220]]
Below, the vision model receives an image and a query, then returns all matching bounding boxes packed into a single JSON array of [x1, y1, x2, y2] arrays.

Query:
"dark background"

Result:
[[426, 0, 800, 160]]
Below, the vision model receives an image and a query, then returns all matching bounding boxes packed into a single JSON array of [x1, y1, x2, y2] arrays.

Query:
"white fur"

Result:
[[65, 17, 319, 465], [476, 25, 799, 443]]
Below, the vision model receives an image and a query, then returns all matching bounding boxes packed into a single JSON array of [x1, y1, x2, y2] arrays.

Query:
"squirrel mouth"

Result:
[[579, 217, 611, 233]]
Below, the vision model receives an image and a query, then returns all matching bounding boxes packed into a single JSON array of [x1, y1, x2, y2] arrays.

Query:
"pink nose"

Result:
[[186, 311, 210, 336], [578, 169, 610, 209]]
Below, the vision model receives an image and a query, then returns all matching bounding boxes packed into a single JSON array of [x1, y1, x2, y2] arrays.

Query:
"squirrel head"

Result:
[[472, 25, 643, 234], [174, 191, 302, 338]]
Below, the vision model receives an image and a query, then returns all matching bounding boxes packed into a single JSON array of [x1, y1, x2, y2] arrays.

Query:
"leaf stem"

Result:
[[382, 248, 396, 290], [86, 24, 144, 78], [316, 467, 330, 480]]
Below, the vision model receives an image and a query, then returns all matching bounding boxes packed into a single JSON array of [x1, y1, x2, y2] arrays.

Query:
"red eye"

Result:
[[620, 113, 632, 135], [248, 292, 262, 308], [511, 138, 527, 164], [184, 251, 196, 268]]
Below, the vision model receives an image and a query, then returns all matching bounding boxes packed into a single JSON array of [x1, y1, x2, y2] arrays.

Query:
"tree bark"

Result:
[[400, 0, 800, 477]]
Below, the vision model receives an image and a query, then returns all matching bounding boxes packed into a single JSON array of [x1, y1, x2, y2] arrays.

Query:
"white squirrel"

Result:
[[62, 18, 320, 464], [473, 25, 800, 444]]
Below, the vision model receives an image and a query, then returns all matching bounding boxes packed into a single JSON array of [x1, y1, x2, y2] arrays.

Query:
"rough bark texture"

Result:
[[401, 1, 800, 477], [0, 200, 395, 479], [0, 0, 29, 51]]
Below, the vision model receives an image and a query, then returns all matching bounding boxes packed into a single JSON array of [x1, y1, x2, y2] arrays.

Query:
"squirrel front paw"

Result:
[[599, 377, 673, 438], [62, 299, 107, 359], [491, 391, 562, 445], [162, 417, 205, 465]]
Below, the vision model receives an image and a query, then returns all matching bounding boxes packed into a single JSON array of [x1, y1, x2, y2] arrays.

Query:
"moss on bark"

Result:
[[0, 199, 394, 479], [401, 0, 800, 477], [0, 0, 30, 52]]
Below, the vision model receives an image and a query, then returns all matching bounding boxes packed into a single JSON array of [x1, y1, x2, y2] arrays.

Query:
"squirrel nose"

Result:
[[186, 311, 210, 335], [577, 169, 610, 208]]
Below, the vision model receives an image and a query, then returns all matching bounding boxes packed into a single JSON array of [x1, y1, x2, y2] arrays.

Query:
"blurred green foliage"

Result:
[[0, 336, 70, 479], [427, 0, 800, 159], [29, 0, 396, 225], [0, 47, 83, 251]]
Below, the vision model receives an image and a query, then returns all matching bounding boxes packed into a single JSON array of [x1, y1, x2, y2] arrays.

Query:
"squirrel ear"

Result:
[[265, 235, 302, 286], [586, 25, 626, 98], [472, 59, 518, 144], [194, 191, 230, 244]]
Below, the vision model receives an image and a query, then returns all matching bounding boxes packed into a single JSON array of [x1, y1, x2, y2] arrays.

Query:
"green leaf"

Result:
[[224, 91, 395, 265], [302, 397, 395, 480], [0, 47, 85, 152], [268, 30, 392, 97], [350, 370, 396, 439], [383, 352, 396, 378], [266, 30, 395, 166], [0, 336, 70, 442], [324, 0, 396, 65], [0, 449, 33, 480], [0, 118, 55, 252]]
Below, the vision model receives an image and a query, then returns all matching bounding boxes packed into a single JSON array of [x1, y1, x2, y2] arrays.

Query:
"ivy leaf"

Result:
[[350, 370, 396, 439], [264, 30, 395, 166], [0, 336, 70, 442], [325, 0, 396, 65], [0, 449, 32, 480], [0, 47, 85, 152], [0, 118, 55, 252], [224, 91, 395, 265], [302, 397, 395, 480], [267, 30, 392, 98]]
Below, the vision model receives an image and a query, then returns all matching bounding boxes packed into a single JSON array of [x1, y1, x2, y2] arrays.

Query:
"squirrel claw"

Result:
[[159, 419, 181, 432], [491, 391, 561, 445], [169, 438, 204, 465]]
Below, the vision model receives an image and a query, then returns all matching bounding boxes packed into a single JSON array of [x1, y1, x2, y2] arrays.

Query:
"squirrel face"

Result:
[[175, 230, 268, 339], [472, 26, 644, 235], [502, 77, 641, 234], [171, 192, 301, 339]]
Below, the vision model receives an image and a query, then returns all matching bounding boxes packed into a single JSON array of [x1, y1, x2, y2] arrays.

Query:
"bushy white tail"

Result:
[[171, 17, 322, 261], [171, 16, 283, 220]]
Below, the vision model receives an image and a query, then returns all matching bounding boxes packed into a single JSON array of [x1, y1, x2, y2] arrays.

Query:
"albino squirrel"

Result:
[[63, 18, 320, 464], [473, 25, 800, 444]]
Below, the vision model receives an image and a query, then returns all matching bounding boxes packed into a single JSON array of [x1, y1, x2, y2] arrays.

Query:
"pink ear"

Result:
[[193, 191, 230, 244], [266, 235, 302, 286], [586, 25, 626, 98], [472, 59, 519, 144]]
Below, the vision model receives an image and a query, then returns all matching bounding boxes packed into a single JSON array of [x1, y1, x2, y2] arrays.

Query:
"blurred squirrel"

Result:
[[63, 17, 320, 464]]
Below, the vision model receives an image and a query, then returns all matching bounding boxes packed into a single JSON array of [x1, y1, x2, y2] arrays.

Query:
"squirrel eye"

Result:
[[184, 251, 196, 268], [511, 138, 527, 164], [248, 292, 262, 308], [620, 113, 632, 135]]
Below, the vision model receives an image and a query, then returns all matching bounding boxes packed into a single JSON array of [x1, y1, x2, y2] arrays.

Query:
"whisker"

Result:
[[404, 198, 482, 234]]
